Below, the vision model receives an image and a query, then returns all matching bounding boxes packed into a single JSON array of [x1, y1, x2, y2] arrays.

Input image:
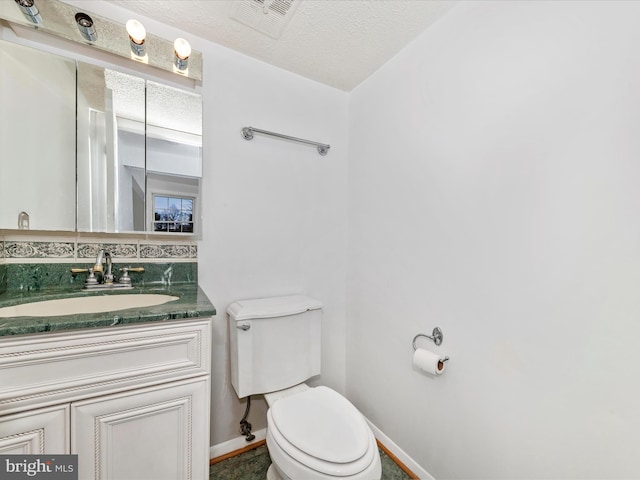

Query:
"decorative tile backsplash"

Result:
[[1, 236, 197, 262], [0, 263, 5, 295], [76, 243, 138, 259], [4, 262, 198, 293], [0, 234, 198, 293], [0, 265, 5, 294], [0, 236, 5, 294], [4, 241, 75, 259], [140, 244, 197, 259]]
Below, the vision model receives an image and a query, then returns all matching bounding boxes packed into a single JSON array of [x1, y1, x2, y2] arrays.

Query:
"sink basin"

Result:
[[0, 294, 179, 318]]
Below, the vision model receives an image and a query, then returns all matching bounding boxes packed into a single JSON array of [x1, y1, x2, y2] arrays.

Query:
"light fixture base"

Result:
[[0, 0, 202, 81]]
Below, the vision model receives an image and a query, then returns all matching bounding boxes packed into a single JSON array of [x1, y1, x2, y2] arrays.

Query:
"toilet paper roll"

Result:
[[413, 348, 446, 375]]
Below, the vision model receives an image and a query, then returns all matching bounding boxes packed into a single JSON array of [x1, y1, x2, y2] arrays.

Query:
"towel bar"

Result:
[[241, 126, 330, 156]]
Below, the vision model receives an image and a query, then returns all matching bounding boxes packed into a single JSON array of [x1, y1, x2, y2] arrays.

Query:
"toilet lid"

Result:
[[269, 386, 370, 464]]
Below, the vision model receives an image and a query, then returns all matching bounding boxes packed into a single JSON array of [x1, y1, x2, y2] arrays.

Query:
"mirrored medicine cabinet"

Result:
[[0, 39, 202, 235]]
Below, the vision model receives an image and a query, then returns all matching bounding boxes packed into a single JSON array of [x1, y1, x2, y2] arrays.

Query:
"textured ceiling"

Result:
[[104, 0, 456, 91]]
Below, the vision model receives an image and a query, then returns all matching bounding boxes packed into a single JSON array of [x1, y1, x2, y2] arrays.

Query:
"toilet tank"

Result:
[[228, 295, 322, 398]]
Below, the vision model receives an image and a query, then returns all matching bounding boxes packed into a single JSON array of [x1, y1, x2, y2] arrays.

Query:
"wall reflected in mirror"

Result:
[[0, 40, 76, 231], [77, 64, 146, 232]]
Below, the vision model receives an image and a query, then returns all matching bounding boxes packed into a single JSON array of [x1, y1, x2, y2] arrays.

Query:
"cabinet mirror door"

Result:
[[76, 66, 202, 234], [77, 63, 146, 232], [146, 81, 202, 234], [0, 40, 76, 231]]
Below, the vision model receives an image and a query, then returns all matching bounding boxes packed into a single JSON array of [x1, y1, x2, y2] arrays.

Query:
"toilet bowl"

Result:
[[264, 385, 381, 480]]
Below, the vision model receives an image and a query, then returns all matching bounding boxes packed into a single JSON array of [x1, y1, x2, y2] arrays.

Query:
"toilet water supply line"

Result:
[[240, 395, 256, 442]]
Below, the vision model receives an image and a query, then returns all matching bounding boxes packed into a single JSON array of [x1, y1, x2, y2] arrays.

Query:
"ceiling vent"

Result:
[[231, 0, 301, 39]]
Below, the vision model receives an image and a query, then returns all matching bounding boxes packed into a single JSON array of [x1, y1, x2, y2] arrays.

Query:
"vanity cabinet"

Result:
[[0, 317, 212, 479]]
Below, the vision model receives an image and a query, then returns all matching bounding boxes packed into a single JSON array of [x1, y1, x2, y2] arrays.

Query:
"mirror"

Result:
[[0, 40, 202, 235], [146, 81, 202, 234], [77, 66, 202, 234], [0, 40, 76, 231], [77, 64, 146, 233]]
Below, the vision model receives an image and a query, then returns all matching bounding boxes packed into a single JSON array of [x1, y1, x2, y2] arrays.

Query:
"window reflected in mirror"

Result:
[[153, 194, 194, 233]]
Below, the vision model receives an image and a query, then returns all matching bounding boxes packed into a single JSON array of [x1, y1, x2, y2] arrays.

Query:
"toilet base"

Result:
[[266, 427, 381, 480], [267, 463, 286, 480]]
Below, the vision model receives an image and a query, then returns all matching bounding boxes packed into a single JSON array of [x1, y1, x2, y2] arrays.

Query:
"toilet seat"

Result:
[[267, 386, 377, 477]]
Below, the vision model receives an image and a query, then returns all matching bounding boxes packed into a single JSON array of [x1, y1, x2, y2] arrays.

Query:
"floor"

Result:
[[209, 444, 413, 480]]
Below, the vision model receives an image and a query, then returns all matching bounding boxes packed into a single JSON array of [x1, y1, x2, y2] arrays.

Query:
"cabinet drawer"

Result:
[[0, 318, 212, 415]]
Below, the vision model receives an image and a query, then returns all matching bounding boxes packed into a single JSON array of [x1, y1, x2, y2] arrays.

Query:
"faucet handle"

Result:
[[117, 267, 144, 286], [85, 268, 99, 286], [70, 267, 98, 287], [125, 267, 145, 273], [118, 268, 132, 286]]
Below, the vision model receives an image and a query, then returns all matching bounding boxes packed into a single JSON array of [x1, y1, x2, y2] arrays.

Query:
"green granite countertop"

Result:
[[0, 284, 216, 337]]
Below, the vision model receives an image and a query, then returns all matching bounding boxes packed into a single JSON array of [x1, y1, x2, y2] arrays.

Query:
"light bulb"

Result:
[[173, 38, 191, 71], [126, 19, 146, 57], [126, 19, 146, 45], [174, 38, 191, 60], [14, 0, 41, 24], [75, 12, 97, 42]]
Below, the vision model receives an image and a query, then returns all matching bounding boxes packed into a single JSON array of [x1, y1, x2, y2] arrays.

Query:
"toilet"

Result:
[[228, 295, 382, 480]]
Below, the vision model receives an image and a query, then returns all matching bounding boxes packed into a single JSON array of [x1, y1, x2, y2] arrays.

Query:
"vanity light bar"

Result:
[[0, 0, 202, 82], [13, 0, 41, 24]]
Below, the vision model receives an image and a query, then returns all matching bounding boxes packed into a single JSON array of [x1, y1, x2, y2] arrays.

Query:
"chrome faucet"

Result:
[[71, 248, 145, 290], [104, 252, 114, 284], [94, 249, 105, 275], [93, 249, 113, 283]]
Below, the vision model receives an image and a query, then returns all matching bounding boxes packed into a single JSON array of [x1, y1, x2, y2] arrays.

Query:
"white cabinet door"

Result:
[[72, 376, 209, 480], [0, 404, 70, 454]]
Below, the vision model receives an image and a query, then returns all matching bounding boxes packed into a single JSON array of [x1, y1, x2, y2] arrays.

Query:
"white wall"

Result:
[[200, 41, 350, 444], [347, 1, 640, 478]]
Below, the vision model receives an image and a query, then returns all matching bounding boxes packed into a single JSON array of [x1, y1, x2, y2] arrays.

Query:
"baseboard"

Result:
[[366, 420, 436, 480], [209, 428, 267, 460]]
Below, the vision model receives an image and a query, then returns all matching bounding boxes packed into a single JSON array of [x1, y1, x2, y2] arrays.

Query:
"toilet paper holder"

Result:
[[412, 327, 450, 367], [412, 327, 444, 348], [412, 329, 449, 364]]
